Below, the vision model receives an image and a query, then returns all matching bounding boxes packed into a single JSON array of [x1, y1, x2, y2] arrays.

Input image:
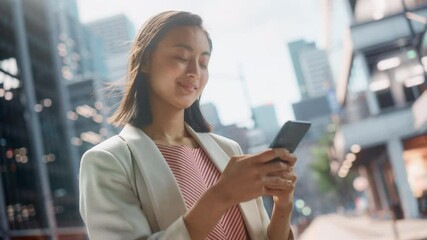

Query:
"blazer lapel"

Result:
[[185, 125, 229, 172], [238, 201, 267, 239], [119, 124, 187, 230], [186, 125, 266, 240]]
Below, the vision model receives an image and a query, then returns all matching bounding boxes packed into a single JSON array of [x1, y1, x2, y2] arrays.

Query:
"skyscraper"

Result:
[[0, 0, 117, 238], [288, 39, 337, 128], [288, 40, 316, 99], [287, 39, 339, 220], [0, 0, 86, 238], [288, 39, 334, 99], [299, 47, 335, 98], [85, 14, 136, 126], [252, 103, 280, 143], [51, 0, 114, 142], [86, 14, 136, 83]]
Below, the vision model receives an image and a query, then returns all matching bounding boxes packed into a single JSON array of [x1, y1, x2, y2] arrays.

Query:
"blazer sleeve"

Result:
[[79, 148, 191, 240]]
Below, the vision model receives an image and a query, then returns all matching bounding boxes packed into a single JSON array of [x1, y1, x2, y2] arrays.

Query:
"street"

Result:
[[298, 214, 427, 240]]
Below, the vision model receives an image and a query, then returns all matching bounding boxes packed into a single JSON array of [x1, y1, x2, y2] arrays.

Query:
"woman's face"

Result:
[[145, 25, 211, 111]]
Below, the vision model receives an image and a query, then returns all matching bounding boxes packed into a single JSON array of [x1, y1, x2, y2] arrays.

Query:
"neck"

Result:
[[144, 117, 187, 141], [143, 102, 189, 144]]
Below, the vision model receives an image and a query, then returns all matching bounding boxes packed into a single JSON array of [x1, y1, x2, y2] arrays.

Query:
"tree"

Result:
[[310, 141, 338, 195], [309, 131, 357, 210]]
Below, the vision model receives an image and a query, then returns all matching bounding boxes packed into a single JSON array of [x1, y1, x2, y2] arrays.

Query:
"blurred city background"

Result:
[[1, 0, 427, 239]]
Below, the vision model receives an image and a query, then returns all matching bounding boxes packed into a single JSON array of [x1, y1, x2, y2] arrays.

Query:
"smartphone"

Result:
[[269, 120, 311, 152]]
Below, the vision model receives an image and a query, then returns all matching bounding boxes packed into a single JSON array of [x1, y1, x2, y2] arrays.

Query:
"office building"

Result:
[[328, 0, 427, 219], [85, 14, 135, 83], [68, 79, 109, 157], [0, 0, 87, 238], [288, 40, 334, 99], [288, 38, 338, 138], [0, 0, 120, 238], [85, 14, 135, 125], [288, 38, 339, 220], [292, 95, 333, 140], [200, 102, 268, 154], [252, 103, 280, 143], [288, 40, 316, 100]]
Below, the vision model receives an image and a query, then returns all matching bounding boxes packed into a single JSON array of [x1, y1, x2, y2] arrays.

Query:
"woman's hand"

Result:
[[212, 148, 295, 209], [265, 149, 297, 240], [184, 148, 297, 240], [266, 149, 297, 209]]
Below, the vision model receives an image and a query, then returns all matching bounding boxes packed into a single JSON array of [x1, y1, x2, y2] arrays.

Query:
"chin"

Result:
[[173, 101, 196, 110]]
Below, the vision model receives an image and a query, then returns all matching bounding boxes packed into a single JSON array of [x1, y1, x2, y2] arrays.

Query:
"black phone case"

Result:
[[269, 120, 311, 153]]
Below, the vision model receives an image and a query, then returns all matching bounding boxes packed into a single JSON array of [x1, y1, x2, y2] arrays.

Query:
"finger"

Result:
[[267, 169, 296, 179], [264, 187, 295, 197], [251, 149, 277, 164], [263, 176, 295, 190], [273, 148, 297, 166], [277, 173, 298, 183], [267, 184, 295, 192], [259, 161, 292, 175]]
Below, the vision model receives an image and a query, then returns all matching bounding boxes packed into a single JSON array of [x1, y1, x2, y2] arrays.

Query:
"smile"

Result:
[[177, 81, 198, 92]]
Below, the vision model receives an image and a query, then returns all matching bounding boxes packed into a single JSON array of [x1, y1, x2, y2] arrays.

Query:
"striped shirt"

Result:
[[157, 144, 249, 240]]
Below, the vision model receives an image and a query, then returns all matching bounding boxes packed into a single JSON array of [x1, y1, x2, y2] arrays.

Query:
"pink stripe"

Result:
[[158, 145, 249, 239], [227, 207, 245, 239]]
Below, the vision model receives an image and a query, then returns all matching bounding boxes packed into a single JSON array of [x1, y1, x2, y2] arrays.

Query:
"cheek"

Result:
[[150, 64, 180, 86], [200, 75, 209, 90], [151, 58, 182, 76]]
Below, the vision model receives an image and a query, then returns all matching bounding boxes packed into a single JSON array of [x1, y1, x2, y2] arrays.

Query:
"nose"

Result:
[[186, 59, 200, 80], [186, 72, 199, 79]]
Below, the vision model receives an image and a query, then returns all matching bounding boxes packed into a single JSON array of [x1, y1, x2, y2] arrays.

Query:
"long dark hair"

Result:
[[109, 11, 212, 132]]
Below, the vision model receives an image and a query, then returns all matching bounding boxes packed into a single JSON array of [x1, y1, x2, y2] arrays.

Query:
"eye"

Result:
[[199, 58, 209, 69], [175, 56, 188, 62], [199, 62, 208, 69]]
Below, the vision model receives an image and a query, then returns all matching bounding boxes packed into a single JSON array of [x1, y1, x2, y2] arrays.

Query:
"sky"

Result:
[[77, 0, 324, 127]]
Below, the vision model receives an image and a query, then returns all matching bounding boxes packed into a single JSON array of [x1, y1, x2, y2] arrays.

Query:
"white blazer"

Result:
[[79, 124, 272, 240]]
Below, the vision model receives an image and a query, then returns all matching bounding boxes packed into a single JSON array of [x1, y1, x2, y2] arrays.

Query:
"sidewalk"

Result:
[[297, 213, 427, 240]]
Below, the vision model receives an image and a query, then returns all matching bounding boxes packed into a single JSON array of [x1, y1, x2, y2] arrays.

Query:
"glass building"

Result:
[[0, 0, 110, 238]]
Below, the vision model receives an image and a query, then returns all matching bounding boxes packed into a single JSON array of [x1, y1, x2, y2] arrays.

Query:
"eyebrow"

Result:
[[173, 44, 211, 56]]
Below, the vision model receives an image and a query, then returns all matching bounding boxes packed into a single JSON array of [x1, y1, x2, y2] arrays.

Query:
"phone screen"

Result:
[[269, 120, 311, 153]]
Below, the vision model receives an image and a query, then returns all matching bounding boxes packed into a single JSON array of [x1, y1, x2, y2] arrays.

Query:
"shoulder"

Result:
[[207, 132, 243, 156], [81, 135, 131, 171], [89, 135, 128, 154]]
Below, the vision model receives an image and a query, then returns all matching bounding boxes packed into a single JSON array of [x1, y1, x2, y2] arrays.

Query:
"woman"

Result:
[[79, 11, 297, 240]]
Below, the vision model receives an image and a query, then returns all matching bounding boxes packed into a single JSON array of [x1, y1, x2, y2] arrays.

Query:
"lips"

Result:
[[177, 81, 198, 93]]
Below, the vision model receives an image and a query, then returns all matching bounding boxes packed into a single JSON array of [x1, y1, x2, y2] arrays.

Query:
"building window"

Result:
[[354, 0, 404, 22]]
